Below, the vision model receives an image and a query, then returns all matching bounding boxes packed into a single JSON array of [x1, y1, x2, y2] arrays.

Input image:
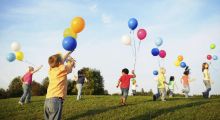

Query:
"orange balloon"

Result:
[[178, 55, 183, 61], [71, 17, 85, 33]]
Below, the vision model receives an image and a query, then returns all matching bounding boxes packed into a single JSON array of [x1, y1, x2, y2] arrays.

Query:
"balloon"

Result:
[[153, 70, 158, 75], [137, 29, 147, 40], [210, 43, 216, 49], [63, 28, 77, 39], [178, 55, 184, 61], [15, 51, 24, 61], [207, 55, 212, 60], [71, 17, 85, 33], [121, 35, 131, 45], [151, 48, 160, 56], [128, 18, 138, 30], [11, 42, 21, 52], [62, 36, 77, 51], [180, 62, 187, 68], [7, 53, 16, 62], [155, 37, 163, 47], [213, 55, 218, 60], [174, 60, 181, 67], [159, 50, 166, 58]]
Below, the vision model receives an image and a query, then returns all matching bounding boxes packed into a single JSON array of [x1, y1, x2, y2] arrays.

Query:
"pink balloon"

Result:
[[207, 55, 212, 60], [159, 50, 166, 58], [137, 29, 147, 40]]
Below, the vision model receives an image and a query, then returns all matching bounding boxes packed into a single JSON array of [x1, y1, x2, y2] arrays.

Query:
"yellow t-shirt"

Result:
[[46, 65, 68, 99], [203, 69, 210, 81], [157, 74, 166, 89]]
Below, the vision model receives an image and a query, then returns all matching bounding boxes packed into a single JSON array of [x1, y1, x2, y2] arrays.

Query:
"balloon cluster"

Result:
[[62, 17, 85, 51], [121, 18, 147, 46], [206, 43, 218, 61], [7, 42, 24, 62], [174, 55, 187, 68], [151, 38, 166, 58]]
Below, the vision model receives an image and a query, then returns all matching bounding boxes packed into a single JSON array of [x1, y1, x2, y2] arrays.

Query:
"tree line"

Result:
[[0, 67, 108, 99]]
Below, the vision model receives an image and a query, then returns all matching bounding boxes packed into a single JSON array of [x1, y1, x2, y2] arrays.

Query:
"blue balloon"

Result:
[[180, 62, 187, 68], [128, 18, 138, 30], [151, 48, 160, 56], [213, 55, 218, 60], [7, 53, 16, 62], [62, 36, 77, 51], [155, 37, 163, 47], [153, 70, 158, 75]]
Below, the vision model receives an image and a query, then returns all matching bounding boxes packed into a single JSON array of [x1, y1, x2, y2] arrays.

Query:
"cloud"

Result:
[[101, 14, 111, 24], [89, 4, 97, 12]]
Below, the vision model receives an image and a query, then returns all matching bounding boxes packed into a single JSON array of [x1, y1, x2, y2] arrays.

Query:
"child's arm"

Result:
[[131, 70, 136, 78], [62, 51, 73, 64], [31, 65, 43, 74], [85, 78, 88, 83], [73, 75, 77, 81], [65, 57, 76, 74], [116, 80, 121, 88]]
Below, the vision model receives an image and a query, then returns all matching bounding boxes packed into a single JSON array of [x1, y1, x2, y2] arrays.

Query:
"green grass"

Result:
[[0, 95, 220, 120]]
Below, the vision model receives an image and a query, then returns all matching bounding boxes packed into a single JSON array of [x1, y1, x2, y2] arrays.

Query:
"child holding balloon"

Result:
[[181, 66, 193, 98], [153, 67, 167, 101], [116, 68, 136, 106], [202, 63, 213, 98], [18, 65, 43, 105], [44, 51, 75, 120]]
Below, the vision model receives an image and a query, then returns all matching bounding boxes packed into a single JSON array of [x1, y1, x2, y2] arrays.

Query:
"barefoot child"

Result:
[[153, 67, 167, 101], [44, 52, 75, 120], [73, 69, 88, 101], [181, 66, 191, 98], [202, 62, 213, 98], [168, 76, 177, 97], [19, 65, 43, 105], [131, 78, 137, 96], [116, 68, 136, 106]]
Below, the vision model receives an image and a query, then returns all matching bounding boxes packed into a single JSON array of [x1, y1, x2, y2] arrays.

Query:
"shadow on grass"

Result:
[[130, 100, 209, 120], [66, 103, 137, 120]]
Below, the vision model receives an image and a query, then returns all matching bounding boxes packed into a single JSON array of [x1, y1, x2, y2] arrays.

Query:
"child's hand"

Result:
[[131, 70, 135, 74], [116, 85, 119, 88]]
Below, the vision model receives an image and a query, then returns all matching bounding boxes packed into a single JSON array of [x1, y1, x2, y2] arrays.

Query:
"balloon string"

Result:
[[22, 60, 36, 67], [157, 57, 161, 68], [137, 41, 141, 52]]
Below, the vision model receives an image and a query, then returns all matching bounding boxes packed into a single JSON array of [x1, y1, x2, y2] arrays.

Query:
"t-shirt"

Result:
[[22, 72, 33, 85], [203, 69, 210, 81], [77, 75, 86, 85], [157, 74, 166, 89], [182, 75, 189, 87], [119, 74, 135, 89], [46, 65, 68, 99], [131, 79, 137, 90], [168, 81, 174, 90]]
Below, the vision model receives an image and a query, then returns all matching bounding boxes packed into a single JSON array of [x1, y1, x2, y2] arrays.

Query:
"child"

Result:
[[168, 76, 176, 97], [18, 65, 43, 105], [116, 68, 136, 106], [181, 66, 191, 98], [44, 51, 75, 120], [73, 70, 88, 100], [131, 78, 137, 96], [153, 67, 167, 101], [202, 62, 213, 98]]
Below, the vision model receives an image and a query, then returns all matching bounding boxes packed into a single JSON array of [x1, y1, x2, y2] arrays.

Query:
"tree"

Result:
[[32, 80, 44, 96], [41, 77, 49, 95], [8, 76, 23, 97], [0, 88, 7, 99], [67, 79, 74, 95]]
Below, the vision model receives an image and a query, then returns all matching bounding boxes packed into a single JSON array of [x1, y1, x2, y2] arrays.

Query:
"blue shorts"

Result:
[[121, 88, 129, 99]]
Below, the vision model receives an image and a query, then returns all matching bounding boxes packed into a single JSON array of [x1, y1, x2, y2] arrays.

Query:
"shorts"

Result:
[[121, 88, 129, 99]]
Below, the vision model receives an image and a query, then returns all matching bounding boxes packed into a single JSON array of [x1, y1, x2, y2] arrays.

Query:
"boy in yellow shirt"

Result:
[[44, 51, 75, 120]]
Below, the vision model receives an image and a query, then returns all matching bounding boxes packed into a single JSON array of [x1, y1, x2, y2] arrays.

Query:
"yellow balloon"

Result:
[[63, 28, 77, 39], [15, 51, 24, 61], [71, 17, 85, 33], [174, 60, 180, 67]]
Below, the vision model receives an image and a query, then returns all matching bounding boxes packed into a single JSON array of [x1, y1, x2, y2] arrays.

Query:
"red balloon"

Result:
[[137, 29, 147, 40], [207, 55, 212, 60], [159, 50, 166, 58]]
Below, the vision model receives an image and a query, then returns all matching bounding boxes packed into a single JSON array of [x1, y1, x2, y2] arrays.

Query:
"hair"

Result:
[[159, 67, 166, 74], [122, 68, 129, 74], [170, 76, 175, 81], [183, 66, 190, 76], [202, 62, 209, 72], [48, 54, 62, 68], [28, 66, 34, 72], [78, 70, 84, 77]]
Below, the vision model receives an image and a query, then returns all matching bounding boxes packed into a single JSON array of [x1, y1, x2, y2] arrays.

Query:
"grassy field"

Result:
[[0, 95, 220, 120]]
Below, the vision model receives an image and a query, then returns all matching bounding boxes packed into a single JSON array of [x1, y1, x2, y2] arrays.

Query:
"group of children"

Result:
[[116, 62, 213, 104], [18, 50, 213, 119]]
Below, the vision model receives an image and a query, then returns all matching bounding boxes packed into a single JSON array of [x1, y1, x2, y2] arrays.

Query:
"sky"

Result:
[[0, 0, 220, 95]]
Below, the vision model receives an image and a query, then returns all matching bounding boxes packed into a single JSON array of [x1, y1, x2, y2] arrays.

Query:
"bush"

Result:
[[0, 88, 8, 99]]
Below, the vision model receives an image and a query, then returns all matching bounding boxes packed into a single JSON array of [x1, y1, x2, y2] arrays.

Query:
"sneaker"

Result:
[[161, 99, 166, 102], [18, 101, 24, 105], [153, 95, 156, 101]]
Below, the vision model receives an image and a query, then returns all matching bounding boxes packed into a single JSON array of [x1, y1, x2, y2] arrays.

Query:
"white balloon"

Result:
[[11, 42, 21, 52], [121, 35, 131, 46], [155, 37, 163, 47]]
